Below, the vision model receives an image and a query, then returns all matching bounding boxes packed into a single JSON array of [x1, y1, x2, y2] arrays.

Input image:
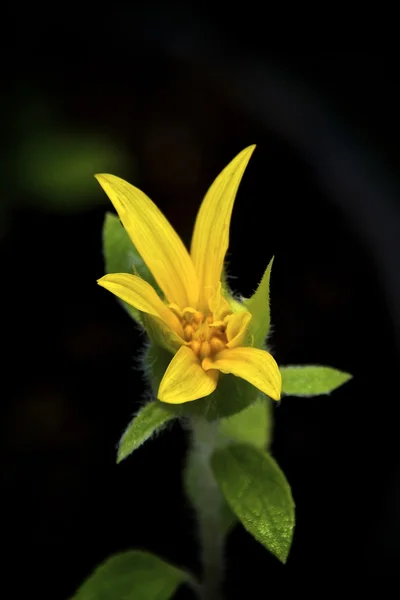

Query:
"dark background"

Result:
[[3, 6, 400, 597]]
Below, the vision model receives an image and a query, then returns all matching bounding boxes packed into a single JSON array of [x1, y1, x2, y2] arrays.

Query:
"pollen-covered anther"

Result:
[[191, 339, 201, 355], [193, 311, 204, 324], [199, 341, 211, 360], [209, 336, 225, 354], [184, 324, 194, 341], [189, 320, 228, 359]]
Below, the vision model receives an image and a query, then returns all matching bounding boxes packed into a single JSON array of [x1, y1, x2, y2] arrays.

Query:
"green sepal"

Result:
[[144, 343, 262, 422], [242, 256, 274, 348]]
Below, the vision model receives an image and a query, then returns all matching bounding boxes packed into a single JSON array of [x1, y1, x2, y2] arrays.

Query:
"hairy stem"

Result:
[[187, 417, 226, 600]]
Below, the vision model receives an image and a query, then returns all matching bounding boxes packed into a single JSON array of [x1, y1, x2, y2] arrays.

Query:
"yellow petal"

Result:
[[203, 347, 281, 400], [208, 282, 231, 321], [158, 346, 219, 404], [97, 273, 184, 339], [95, 174, 198, 307], [190, 145, 256, 311], [225, 311, 252, 348]]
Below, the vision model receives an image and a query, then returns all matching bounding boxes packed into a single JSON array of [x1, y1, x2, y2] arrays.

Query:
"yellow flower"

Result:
[[96, 145, 281, 404]]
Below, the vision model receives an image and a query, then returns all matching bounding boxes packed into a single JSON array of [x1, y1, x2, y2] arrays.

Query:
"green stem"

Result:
[[188, 417, 226, 600]]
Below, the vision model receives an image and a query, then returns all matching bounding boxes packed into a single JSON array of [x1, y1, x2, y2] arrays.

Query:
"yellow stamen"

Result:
[[169, 303, 183, 319], [182, 307, 231, 361], [199, 341, 211, 360], [193, 311, 204, 324], [184, 324, 194, 341], [191, 339, 201, 355], [182, 307, 196, 321], [210, 336, 225, 354]]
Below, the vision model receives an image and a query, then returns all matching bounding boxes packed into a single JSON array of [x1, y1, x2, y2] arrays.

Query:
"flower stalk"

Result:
[[188, 417, 226, 600]]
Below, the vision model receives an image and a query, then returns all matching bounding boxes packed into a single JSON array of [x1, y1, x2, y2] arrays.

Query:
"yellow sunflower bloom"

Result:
[[96, 145, 281, 404]]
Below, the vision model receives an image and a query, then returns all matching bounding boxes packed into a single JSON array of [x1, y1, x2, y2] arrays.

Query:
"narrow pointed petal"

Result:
[[191, 145, 256, 310], [158, 346, 219, 404], [225, 311, 252, 348], [97, 273, 184, 339], [95, 174, 198, 307], [208, 282, 231, 321], [203, 347, 281, 400]]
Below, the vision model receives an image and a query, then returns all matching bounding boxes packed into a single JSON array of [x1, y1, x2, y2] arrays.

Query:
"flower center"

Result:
[[169, 305, 228, 360]]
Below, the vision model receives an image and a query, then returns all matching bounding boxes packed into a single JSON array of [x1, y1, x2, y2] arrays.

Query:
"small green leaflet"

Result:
[[71, 550, 192, 600], [280, 365, 352, 397], [117, 401, 176, 463], [211, 443, 295, 563]]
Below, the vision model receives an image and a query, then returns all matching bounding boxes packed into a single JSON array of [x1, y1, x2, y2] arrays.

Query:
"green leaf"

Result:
[[211, 444, 295, 563], [243, 256, 274, 347], [144, 343, 260, 421], [217, 395, 275, 535], [218, 396, 273, 450], [117, 401, 176, 463], [184, 398, 276, 541], [71, 550, 191, 600], [102, 213, 161, 323], [281, 365, 352, 397]]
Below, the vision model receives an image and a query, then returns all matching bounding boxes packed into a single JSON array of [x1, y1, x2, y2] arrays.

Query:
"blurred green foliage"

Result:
[[6, 94, 131, 222], [18, 132, 128, 211]]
